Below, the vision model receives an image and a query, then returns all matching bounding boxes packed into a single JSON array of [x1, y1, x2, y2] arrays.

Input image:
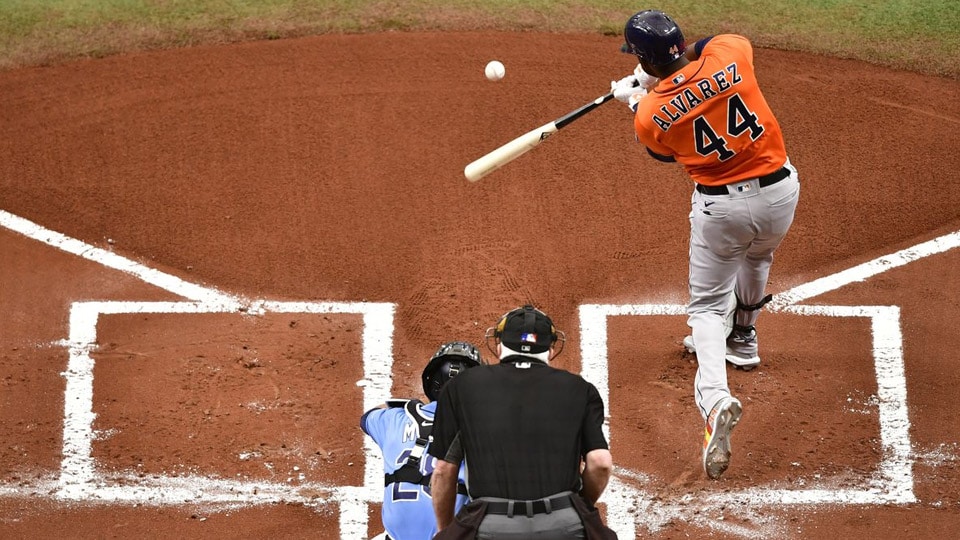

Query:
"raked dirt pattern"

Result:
[[2, 31, 960, 538]]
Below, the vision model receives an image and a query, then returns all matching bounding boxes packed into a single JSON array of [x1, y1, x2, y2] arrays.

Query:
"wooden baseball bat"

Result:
[[464, 91, 615, 182]]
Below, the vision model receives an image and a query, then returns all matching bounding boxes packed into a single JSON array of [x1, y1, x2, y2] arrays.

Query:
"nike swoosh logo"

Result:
[[704, 201, 716, 207]]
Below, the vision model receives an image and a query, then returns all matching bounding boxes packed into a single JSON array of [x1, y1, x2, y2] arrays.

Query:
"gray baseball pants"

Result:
[[687, 159, 800, 419]]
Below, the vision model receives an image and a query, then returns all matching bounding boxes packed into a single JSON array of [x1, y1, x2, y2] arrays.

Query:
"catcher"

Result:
[[360, 341, 482, 540]]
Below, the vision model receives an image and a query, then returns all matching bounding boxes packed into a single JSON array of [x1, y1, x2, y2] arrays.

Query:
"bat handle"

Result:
[[554, 92, 615, 129]]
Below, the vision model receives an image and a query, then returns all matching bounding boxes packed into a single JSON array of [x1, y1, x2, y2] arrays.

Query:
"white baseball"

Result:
[[484, 60, 505, 81]]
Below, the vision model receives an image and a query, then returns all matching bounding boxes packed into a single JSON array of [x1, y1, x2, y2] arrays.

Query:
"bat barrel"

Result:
[[464, 121, 558, 182]]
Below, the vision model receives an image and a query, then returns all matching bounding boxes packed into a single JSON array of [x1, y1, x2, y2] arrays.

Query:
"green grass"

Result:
[[0, 0, 957, 77]]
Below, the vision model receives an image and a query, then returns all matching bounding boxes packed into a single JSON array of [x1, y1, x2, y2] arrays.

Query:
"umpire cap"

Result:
[[494, 304, 559, 355]]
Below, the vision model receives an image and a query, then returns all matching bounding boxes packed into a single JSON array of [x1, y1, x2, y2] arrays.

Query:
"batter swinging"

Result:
[[612, 9, 801, 479]]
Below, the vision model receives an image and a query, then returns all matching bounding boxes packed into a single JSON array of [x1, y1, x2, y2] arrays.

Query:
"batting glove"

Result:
[[610, 73, 647, 112], [633, 64, 660, 90]]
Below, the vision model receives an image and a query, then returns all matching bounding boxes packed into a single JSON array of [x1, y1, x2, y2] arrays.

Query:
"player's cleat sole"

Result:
[[724, 351, 760, 371], [703, 396, 742, 480], [682, 335, 760, 371]]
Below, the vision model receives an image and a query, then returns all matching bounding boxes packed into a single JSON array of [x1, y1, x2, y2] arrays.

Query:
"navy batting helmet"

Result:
[[622, 10, 686, 67], [421, 341, 482, 401]]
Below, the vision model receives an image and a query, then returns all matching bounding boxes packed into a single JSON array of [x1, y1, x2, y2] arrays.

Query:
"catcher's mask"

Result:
[[621, 9, 686, 67], [485, 304, 566, 360], [421, 341, 482, 401]]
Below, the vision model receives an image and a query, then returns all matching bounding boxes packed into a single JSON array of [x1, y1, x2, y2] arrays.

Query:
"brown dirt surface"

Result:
[[2, 30, 959, 539]]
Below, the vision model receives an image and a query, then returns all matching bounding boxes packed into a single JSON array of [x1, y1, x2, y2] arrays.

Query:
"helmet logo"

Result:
[[521, 333, 538, 343], [624, 10, 686, 67]]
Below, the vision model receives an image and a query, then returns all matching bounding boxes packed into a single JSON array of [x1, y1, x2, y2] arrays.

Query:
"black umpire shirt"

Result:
[[428, 355, 609, 500]]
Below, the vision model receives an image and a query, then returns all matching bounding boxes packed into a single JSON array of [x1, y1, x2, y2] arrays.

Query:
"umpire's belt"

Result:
[[696, 166, 790, 195], [483, 493, 574, 517]]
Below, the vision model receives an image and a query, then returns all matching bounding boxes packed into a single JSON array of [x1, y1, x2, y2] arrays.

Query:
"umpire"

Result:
[[429, 305, 616, 539]]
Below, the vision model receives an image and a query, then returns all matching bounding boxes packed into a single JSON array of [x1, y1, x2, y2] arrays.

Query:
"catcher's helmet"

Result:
[[421, 341, 482, 401], [622, 10, 686, 67]]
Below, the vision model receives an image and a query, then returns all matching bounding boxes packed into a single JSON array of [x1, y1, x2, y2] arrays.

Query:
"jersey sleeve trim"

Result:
[[646, 147, 677, 162]]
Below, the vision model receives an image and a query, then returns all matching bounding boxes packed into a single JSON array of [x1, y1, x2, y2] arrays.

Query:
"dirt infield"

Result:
[[2, 31, 959, 539]]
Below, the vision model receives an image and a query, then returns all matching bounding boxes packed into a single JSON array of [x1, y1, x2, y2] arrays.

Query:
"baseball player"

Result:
[[360, 341, 481, 540], [612, 10, 801, 480]]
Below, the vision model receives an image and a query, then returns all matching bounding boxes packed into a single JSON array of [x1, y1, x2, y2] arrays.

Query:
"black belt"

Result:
[[484, 494, 574, 517], [696, 166, 790, 195]]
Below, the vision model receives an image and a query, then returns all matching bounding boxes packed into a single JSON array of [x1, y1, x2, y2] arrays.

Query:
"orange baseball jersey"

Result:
[[634, 34, 787, 186]]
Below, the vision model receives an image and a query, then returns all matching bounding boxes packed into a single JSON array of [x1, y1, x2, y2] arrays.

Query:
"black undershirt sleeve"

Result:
[[695, 36, 714, 56]]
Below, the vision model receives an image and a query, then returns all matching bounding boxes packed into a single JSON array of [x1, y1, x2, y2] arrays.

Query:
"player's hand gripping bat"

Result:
[[463, 92, 615, 182]]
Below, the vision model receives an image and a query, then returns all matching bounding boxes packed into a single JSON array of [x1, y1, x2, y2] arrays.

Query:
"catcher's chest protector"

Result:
[[383, 400, 433, 487]]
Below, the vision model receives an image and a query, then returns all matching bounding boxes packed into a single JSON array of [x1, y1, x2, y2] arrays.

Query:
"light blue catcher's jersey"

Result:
[[360, 400, 469, 540]]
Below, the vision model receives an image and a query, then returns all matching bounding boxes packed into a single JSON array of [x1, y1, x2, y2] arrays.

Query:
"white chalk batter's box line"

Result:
[[57, 300, 395, 539], [4, 211, 955, 538], [580, 303, 915, 539], [49, 299, 914, 540]]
